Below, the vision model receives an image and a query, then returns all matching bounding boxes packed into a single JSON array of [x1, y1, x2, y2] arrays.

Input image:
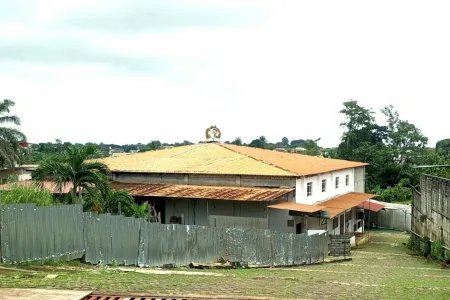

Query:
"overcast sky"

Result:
[[1, 0, 449, 147]]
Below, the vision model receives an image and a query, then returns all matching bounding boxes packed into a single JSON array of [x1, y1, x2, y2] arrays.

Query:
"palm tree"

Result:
[[259, 136, 267, 149], [0, 99, 27, 168], [232, 137, 242, 145], [84, 188, 135, 216], [32, 145, 109, 203]]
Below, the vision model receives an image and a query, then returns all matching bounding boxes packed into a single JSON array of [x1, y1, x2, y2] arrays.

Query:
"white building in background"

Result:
[[95, 138, 376, 244]]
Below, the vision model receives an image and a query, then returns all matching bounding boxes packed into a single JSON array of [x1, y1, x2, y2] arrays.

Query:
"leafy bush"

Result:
[[1, 183, 56, 206], [371, 178, 412, 203]]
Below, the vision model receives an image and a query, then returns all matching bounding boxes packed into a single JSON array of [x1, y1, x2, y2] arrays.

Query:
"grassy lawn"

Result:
[[1, 230, 449, 299]]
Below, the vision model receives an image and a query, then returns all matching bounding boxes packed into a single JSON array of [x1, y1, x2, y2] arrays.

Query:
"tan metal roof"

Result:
[[95, 143, 367, 177], [268, 202, 326, 213], [222, 144, 368, 176], [268, 192, 378, 218], [111, 182, 294, 202], [319, 192, 378, 218]]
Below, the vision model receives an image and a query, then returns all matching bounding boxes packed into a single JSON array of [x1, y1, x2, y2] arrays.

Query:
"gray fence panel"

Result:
[[2, 204, 329, 267], [0, 204, 84, 264], [309, 234, 320, 263], [272, 231, 293, 266], [110, 216, 141, 266]]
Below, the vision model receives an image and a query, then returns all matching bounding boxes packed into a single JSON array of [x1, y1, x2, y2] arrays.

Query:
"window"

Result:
[[307, 182, 312, 196], [345, 174, 349, 186], [335, 177, 339, 189], [321, 179, 326, 192]]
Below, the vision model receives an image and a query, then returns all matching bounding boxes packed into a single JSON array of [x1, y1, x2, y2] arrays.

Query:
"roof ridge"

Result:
[[218, 144, 297, 176]]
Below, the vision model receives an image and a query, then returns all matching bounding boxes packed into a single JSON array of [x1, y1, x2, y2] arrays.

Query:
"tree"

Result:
[[231, 137, 242, 146], [0, 99, 27, 168], [338, 100, 429, 190], [281, 137, 289, 146], [259, 136, 267, 149], [32, 145, 109, 203], [83, 188, 135, 216], [249, 139, 263, 148], [302, 139, 321, 156], [436, 139, 450, 159], [290, 139, 305, 148]]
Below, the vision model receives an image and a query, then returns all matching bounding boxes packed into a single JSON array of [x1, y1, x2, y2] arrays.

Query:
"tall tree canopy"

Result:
[[32, 145, 109, 203], [0, 99, 27, 168], [338, 100, 428, 190]]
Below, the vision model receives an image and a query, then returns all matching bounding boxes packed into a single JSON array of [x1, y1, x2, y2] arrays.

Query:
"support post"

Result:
[[181, 213, 184, 225], [304, 214, 308, 234], [158, 212, 161, 224], [118, 202, 121, 215], [343, 211, 346, 234], [148, 205, 152, 223], [206, 200, 209, 225]]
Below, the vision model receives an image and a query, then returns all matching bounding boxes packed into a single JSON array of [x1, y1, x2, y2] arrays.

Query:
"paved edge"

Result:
[[0, 288, 92, 300]]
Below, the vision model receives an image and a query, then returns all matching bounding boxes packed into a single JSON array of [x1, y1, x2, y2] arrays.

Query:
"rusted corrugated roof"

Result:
[[358, 200, 385, 212], [319, 192, 378, 218], [268, 202, 326, 213], [94, 143, 367, 177], [111, 182, 294, 202]]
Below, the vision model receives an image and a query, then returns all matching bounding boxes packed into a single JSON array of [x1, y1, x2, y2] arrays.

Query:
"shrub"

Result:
[[1, 183, 56, 206]]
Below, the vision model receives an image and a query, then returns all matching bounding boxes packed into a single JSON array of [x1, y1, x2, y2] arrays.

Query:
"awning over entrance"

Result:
[[268, 202, 326, 213], [319, 192, 378, 218], [267, 192, 378, 219], [111, 182, 294, 202], [357, 200, 385, 212]]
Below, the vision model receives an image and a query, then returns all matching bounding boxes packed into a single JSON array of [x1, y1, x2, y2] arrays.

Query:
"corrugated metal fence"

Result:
[[0, 204, 85, 264], [1, 204, 328, 266]]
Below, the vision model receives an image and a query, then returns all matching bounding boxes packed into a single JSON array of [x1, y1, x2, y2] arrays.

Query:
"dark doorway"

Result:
[[296, 222, 302, 234], [134, 196, 166, 223]]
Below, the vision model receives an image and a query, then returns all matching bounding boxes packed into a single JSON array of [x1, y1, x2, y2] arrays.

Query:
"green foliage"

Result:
[[371, 178, 412, 203], [431, 240, 445, 261], [0, 99, 27, 168], [1, 183, 56, 206], [406, 234, 425, 255], [436, 138, 450, 159], [32, 145, 109, 204], [83, 187, 135, 216], [302, 139, 321, 156], [231, 137, 242, 146], [338, 100, 428, 192]]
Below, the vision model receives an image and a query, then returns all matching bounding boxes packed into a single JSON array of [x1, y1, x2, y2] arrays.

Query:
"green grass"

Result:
[[1, 231, 450, 299]]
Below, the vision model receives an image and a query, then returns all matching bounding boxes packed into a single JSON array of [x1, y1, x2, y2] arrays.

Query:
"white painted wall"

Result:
[[295, 169, 355, 205]]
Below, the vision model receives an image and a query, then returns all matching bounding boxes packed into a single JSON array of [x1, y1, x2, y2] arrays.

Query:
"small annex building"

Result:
[[95, 140, 377, 241]]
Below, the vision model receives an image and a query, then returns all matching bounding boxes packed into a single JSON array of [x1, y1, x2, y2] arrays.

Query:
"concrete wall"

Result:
[[354, 166, 365, 193], [412, 175, 450, 246], [164, 192, 296, 233], [295, 168, 355, 205], [113, 173, 296, 188]]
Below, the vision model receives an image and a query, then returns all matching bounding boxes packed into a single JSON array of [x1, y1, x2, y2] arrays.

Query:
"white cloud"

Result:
[[0, 0, 449, 147]]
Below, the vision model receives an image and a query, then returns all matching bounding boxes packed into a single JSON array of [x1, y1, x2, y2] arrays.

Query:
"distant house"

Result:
[[96, 143, 376, 243], [0, 165, 38, 184]]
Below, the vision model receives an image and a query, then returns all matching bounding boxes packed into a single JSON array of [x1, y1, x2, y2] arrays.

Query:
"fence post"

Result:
[[118, 202, 122, 215], [0, 190, 2, 260]]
